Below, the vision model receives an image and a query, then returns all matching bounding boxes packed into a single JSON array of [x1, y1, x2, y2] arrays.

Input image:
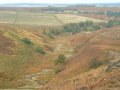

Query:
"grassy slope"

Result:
[[0, 24, 55, 88], [0, 23, 120, 90], [0, 24, 77, 88]]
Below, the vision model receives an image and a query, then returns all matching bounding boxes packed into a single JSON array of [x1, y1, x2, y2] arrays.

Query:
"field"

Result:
[[0, 11, 104, 25]]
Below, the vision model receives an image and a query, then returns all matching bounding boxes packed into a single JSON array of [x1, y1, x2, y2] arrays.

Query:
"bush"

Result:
[[89, 59, 102, 69], [22, 38, 32, 45], [35, 46, 46, 55], [93, 25, 101, 30], [54, 67, 61, 74], [47, 21, 98, 37], [47, 32, 55, 39], [107, 11, 120, 18], [105, 20, 120, 28], [55, 54, 66, 65]]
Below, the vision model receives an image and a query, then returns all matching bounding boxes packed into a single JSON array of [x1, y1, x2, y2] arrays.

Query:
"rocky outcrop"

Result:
[[106, 60, 120, 72]]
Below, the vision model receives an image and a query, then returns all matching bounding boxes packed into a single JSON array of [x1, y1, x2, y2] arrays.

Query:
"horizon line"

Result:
[[0, 2, 120, 5]]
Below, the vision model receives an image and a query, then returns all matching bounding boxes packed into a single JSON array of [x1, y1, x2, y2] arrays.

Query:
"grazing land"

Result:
[[0, 5, 120, 90], [0, 11, 104, 25]]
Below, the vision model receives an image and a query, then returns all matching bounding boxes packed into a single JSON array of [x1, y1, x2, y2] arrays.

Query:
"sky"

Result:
[[0, 0, 119, 4]]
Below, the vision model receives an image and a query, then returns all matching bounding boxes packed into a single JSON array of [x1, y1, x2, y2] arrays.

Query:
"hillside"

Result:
[[0, 22, 120, 90], [40, 26, 120, 90], [0, 24, 54, 88], [0, 23, 78, 88]]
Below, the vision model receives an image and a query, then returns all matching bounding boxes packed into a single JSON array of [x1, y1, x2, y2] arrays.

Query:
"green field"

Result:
[[0, 11, 105, 25]]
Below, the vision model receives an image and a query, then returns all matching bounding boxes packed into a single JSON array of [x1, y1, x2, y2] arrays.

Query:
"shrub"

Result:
[[35, 46, 46, 55], [54, 67, 61, 74], [93, 25, 101, 30], [47, 32, 55, 39], [105, 22, 113, 28], [89, 59, 102, 69], [105, 20, 120, 28], [54, 64, 64, 74], [22, 38, 32, 45], [107, 11, 120, 18], [55, 54, 66, 65]]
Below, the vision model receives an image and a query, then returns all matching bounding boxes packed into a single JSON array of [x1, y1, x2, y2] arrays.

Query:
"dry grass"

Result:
[[0, 31, 15, 55], [55, 14, 105, 24], [0, 11, 105, 25], [0, 23, 120, 89]]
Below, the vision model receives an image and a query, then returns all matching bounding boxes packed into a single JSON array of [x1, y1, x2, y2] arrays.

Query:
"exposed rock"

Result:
[[106, 60, 120, 72]]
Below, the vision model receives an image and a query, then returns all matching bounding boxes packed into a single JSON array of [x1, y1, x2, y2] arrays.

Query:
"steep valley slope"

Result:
[[0, 24, 120, 90], [40, 26, 120, 90]]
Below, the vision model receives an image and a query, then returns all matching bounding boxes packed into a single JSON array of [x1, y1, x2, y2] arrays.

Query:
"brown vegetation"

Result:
[[40, 26, 120, 90], [0, 31, 15, 54]]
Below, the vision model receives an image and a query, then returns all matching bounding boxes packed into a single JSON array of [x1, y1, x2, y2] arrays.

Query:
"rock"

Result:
[[106, 60, 120, 72]]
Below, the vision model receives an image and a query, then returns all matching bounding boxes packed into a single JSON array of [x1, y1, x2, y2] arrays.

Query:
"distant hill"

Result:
[[0, 3, 68, 7], [0, 3, 119, 7]]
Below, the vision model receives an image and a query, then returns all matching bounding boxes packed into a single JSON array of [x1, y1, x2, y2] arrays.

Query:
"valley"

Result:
[[0, 5, 120, 90]]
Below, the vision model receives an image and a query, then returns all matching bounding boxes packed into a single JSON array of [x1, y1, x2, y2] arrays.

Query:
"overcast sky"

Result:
[[0, 0, 119, 4]]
